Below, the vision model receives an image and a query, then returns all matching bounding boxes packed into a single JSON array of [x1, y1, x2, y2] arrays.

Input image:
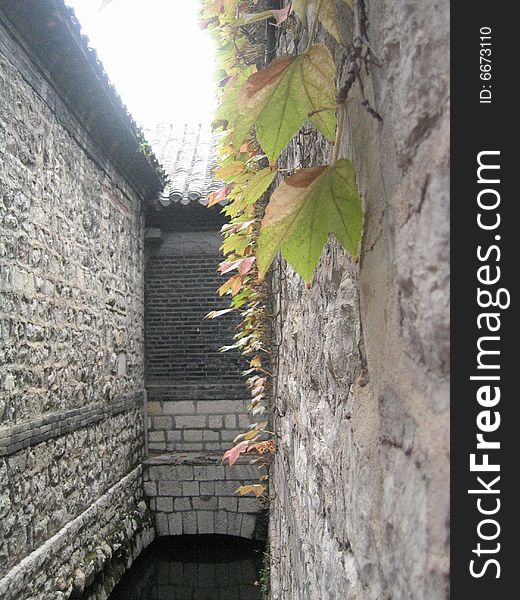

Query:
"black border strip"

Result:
[[451, 3, 516, 595]]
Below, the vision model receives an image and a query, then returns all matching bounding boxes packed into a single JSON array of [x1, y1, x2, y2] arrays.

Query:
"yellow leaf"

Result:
[[218, 274, 243, 296], [214, 161, 245, 180], [235, 484, 266, 497]]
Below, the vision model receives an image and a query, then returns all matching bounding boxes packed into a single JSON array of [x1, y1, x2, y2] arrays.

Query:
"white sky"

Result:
[[65, 0, 217, 129]]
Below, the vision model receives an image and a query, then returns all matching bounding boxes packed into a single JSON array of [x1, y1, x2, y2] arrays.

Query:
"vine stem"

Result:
[[331, 100, 346, 166], [305, 0, 324, 52]]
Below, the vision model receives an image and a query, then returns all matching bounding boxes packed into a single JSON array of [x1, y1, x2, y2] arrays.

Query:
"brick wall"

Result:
[[147, 398, 252, 453], [144, 230, 250, 454], [143, 455, 265, 539], [145, 242, 243, 383]]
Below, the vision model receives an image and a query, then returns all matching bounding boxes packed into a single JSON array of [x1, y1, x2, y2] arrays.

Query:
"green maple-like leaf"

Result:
[[233, 44, 336, 163], [225, 167, 278, 217], [257, 159, 363, 285]]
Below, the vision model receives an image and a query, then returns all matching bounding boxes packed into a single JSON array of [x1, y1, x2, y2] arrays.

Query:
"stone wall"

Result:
[[0, 6, 156, 597], [0, 31, 146, 426], [147, 397, 253, 453], [0, 467, 154, 600], [269, 1, 449, 598], [143, 455, 265, 539]]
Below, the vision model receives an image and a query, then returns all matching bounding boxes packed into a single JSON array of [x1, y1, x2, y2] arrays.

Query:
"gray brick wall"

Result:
[[147, 397, 253, 453], [143, 456, 265, 539], [144, 229, 251, 454], [145, 233, 245, 384]]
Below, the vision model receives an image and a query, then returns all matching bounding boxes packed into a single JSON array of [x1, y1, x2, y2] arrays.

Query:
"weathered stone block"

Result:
[[147, 442, 165, 452], [204, 442, 222, 451], [214, 480, 242, 496], [165, 430, 182, 442], [208, 416, 223, 428], [174, 498, 191, 511], [214, 510, 228, 535], [182, 481, 199, 497], [178, 442, 204, 452], [143, 481, 157, 497], [202, 430, 219, 442], [240, 514, 256, 539], [199, 481, 215, 496], [183, 429, 203, 442], [197, 400, 243, 415], [225, 464, 259, 480], [197, 511, 214, 534], [148, 431, 165, 443], [226, 512, 242, 537], [218, 497, 237, 511], [193, 465, 222, 481], [175, 466, 194, 480], [155, 497, 174, 513], [175, 415, 206, 429], [155, 512, 169, 537], [168, 512, 182, 536], [192, 496, 218, 511], [153, 416, 172, 430], [182, 512, 197, 535], [162, 401, 196, 415], [157, 481, 183, 497], [237, 498, 262, 513], [224, 414, 237, 428]]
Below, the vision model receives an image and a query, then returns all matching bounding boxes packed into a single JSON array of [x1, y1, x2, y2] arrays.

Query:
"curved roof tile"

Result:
[[145, 123, 223, 207]]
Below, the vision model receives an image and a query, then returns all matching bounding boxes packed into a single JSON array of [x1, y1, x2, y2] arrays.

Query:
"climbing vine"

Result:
[[201, 0, 379, 496]]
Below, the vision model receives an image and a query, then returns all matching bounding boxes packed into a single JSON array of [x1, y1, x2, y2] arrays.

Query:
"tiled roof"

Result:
[[146, 123, 222, 207]]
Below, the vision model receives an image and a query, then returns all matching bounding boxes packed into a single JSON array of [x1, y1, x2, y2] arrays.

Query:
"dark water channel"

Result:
[[108, 535, 264, 600]]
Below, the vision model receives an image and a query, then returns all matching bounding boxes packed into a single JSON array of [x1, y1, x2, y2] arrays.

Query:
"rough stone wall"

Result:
[[0, 467, 154, 600], [0, 12, 152, 597], [0, 45, 145, 424], [269, 1, 449, 598]]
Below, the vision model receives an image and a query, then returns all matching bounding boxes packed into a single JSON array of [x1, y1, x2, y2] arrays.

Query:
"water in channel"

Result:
[[108, 535, 265, 600]]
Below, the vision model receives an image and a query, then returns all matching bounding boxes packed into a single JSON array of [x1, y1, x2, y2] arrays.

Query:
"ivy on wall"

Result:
[[103, 0, 377, 497], [201, 0, 380, 496]]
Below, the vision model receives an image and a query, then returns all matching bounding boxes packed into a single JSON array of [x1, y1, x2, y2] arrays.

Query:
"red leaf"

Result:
[[208, 183, 233, 207], [219, 256, 256, 276], [222, 440, 249, 465], [237, 256, 256, 275]]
